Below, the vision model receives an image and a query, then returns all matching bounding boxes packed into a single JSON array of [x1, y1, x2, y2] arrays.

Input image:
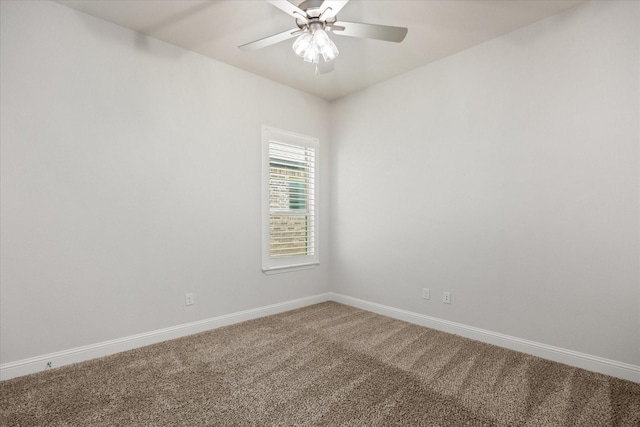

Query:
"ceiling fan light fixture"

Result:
[[312, 29, 330, 48], [293, 27, 339, 65], [312, 29, 339, 62], [303, 43, 320, 63], [292, 32, 313, 57], [320, 37, 339, 62]]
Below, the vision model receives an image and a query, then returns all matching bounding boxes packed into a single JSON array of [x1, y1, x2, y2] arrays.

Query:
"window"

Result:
[[262, 126, 319, 274]]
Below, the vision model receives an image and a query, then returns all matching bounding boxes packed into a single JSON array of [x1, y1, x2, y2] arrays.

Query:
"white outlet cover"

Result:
[[443, 292, 451, 304], [185, 293, 194, 306]]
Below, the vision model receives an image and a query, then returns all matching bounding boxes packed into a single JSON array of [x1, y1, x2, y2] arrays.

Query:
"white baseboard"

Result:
[[3, 292, 638, 383], [329, 292, 640, 383], [0, 293, 332, 381]]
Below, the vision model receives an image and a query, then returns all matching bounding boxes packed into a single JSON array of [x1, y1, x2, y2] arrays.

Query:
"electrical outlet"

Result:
[[422, 288, 430, 300], [185, 293, 194, 306], [443, 292, 451, 304]]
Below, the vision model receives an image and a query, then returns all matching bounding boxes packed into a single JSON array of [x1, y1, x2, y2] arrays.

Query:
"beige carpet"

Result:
[[1, 302, 639, 426]]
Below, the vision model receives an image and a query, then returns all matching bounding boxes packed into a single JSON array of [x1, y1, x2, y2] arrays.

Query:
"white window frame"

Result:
[[262, 126, 319, 274]]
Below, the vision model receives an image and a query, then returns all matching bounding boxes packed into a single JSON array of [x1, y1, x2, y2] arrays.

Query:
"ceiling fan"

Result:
[[239, 0, 408, 74]]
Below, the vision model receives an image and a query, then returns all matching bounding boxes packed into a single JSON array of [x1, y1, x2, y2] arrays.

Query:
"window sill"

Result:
[[262, 263, 319, 275]]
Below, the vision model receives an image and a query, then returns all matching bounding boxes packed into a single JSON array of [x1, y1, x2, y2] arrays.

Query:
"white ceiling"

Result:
[[56, 0, 586, 101]]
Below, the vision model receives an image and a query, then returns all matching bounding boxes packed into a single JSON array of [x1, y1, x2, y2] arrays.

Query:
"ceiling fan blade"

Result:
[[319, 0, 349, 19], [239, 28, 301, 51], [267, 0, 308, 22], [333, 21, 408, 42]]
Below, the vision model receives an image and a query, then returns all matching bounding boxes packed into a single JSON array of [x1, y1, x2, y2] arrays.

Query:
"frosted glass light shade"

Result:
[[313, 29, 330, 48], [313, 29, 338, 62], [303, 43, 319, 63], [320, 38, 339, 62], [293, 29, 339, 64], [292, 33, 312, 57]]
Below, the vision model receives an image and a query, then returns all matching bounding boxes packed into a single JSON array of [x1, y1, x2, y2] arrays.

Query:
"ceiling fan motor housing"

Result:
[[299, 0, 324, 16], [296, 0, 338, 32]]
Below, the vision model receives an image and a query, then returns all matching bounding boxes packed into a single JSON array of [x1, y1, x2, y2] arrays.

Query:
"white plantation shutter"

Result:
[[262, 127, 319, 273], [269, 142, 316, 257]]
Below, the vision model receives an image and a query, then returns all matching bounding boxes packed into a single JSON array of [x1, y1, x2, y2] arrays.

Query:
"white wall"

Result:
[[2, 0, 638, 375], [0, 0, 330, 364], [330, 0, 639, 366]]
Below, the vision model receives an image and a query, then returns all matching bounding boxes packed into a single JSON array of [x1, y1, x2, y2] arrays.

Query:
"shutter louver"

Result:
[[268, 141, 316, 259]]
